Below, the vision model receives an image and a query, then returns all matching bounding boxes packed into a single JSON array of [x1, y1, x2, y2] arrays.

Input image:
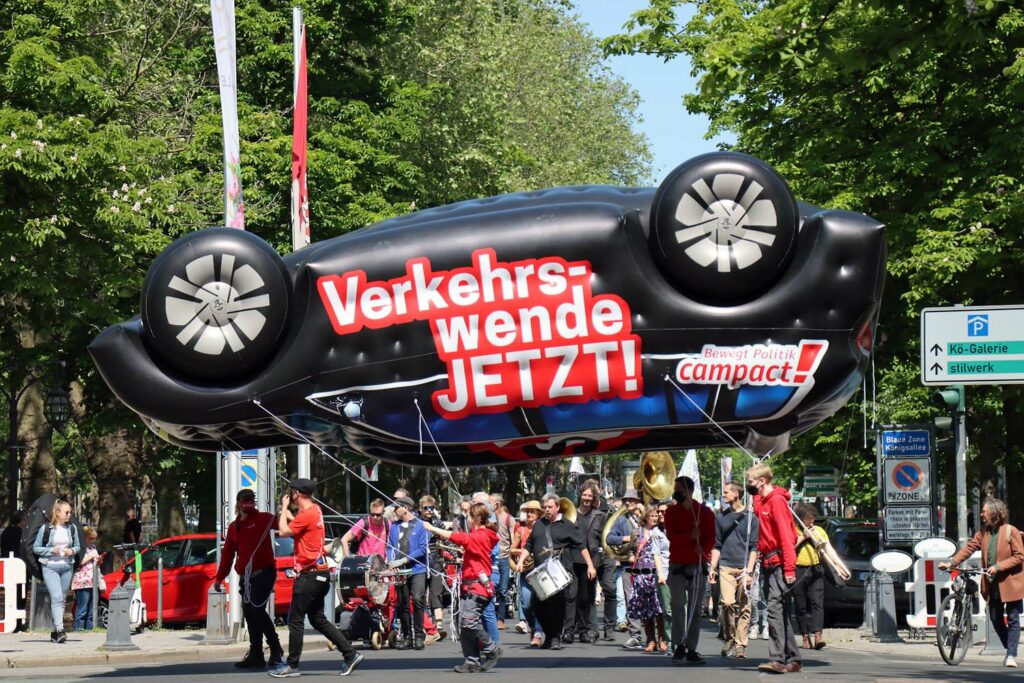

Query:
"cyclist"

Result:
[[940, 498, 1024, 669]]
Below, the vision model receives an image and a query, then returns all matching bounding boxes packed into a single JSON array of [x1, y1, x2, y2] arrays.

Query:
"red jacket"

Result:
[[753, 487, 797, 578], [215, 511, 277, 582], [664, 502, 716, 565], [451, 527, 499, 597]]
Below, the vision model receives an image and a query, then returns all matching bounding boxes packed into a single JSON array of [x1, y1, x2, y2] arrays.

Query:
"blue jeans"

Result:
[[41, 562, 73, 630], [615, 567, 626, 625], [495, 558, 510, 622], [990, 598, 1022, 658], [73, 588, 93, 630], [520, 579, 542, 636], [481, 569, 500, 645]]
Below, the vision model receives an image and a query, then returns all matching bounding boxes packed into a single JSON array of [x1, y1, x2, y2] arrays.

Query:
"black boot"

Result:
[[234, 647, 266, 668], [413, 637, 425, 650], [396, 638, 414, 650]]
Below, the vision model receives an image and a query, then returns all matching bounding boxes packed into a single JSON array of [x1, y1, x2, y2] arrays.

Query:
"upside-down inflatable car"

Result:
[[90, 153, 886, 465]]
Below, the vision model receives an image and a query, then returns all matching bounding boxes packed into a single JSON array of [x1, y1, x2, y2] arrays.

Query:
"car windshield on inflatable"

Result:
[[89, 153, 886, 465]]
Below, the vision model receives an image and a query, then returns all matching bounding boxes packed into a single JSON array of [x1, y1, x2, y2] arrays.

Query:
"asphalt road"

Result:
[[3, 624, 1020, 682]]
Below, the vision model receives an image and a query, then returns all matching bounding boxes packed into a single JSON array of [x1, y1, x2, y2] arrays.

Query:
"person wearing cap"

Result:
[[512, 499, 544, 646], [215, 489, 283, 669], [272, 478, 364, 678], [387, 495, 430, 650], [607, 489, 643, 648]]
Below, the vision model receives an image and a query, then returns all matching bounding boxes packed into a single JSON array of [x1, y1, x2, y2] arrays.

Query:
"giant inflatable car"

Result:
[[90, 153, 886, 465]]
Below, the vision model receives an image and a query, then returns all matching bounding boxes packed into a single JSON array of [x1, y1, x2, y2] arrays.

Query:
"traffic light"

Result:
[[933, 384, 964, 449]]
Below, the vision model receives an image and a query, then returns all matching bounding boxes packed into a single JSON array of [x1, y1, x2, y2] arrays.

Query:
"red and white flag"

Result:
[[291, 25, 309, 249]]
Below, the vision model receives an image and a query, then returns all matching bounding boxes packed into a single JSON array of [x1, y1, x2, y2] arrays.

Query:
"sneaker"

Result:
[[269, 645, 285, 667], [515, 620, 529, 634], [562, 632, 575, 644], [1006, 655, 1018, 668], [579, 631, 594, 644], [761, 626, 770, 640], [721, 642, 734, 657], [269, 662, 300, 678], [236, 648, 267, 668], [529, 636, 542, 648], [685, 651, 705, 665], [479, 646, 502, 671], [623, 636, 642, 650], [601, 628, 615, 642], [548, 637, 563, 651], [671, 645, 686, 663], [413, 638, 425, 650], [424, 632, 441, 646], [497, 620, 505, 631], [395, 638, 413, 650], [454, 661, 482, 674], [615, 622, 628, 632], [56, 630, 67, 644], [339, 653, 364, 677], [748, 627, 759, 641], [757, 661, 787, 674], [735, 645, 746, 659], [784, 661, 803, 673]]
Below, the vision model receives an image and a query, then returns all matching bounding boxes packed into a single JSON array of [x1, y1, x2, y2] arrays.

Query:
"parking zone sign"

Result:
[[883, 457, 931, 504]]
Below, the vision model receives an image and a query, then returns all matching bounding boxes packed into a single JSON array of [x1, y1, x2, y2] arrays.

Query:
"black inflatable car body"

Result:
[[89, 153, 886, 466]]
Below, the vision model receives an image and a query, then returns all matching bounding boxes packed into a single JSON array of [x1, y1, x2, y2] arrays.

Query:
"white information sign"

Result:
[[884, 506, 932, 542], [921, 305, 1024, 385]]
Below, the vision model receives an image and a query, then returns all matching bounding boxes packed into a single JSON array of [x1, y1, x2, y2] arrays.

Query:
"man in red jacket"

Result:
[[664, 475, 716, 665], [214, 488, 283, 669], [746, 463, 801, 674]]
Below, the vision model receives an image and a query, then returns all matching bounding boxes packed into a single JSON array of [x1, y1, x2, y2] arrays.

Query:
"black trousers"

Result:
[[589, 555, 618, 631], [428, 570, 445, 612], [793, 565, 824, 635], [535, 589, 568, 644], [287, 571, 355, 668], [241, 567, 281, 655], [397, 572, 427, 640], [562, 565, 585, 636], [572, 564, 594, 635]]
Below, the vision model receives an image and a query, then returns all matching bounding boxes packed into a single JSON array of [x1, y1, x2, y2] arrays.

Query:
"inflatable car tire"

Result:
[[140, 227, 291, 381], [650, 152, 799, 303]]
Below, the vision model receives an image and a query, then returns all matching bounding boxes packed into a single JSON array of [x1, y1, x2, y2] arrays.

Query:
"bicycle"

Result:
[[936, 567, 985, 665]]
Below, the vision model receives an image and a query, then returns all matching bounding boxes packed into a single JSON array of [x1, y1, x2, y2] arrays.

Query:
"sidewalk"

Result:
[[824, 627, 937, 656], [0, 627, 329, 669]]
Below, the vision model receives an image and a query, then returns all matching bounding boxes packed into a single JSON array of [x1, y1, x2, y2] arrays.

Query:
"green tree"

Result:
[[604, 0, 1024, 522]]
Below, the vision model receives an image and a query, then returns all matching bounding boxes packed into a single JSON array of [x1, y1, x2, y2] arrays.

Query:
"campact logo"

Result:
[[673, 341, 828, 389]]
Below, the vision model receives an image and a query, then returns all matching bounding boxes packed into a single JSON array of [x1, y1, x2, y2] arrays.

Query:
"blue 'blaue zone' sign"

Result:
[[880, 429, 931, 457]]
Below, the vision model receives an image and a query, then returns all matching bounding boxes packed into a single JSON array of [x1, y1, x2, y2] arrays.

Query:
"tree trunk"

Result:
[[19, 380, 56, 505]]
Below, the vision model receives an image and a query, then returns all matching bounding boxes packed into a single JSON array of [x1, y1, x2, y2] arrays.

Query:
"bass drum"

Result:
[[140, 227, 291, 382], [649, 152, 799, 304]]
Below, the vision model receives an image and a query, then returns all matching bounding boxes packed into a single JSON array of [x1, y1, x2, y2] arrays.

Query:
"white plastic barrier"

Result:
[[0, 557, 27, 633], [905, 549, 984, 631]]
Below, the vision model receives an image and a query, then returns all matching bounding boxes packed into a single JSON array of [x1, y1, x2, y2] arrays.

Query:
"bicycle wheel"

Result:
[[936, 592, 972, 665]]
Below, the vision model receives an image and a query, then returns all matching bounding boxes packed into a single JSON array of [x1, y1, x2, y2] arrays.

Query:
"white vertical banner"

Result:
[[679, 449, 702, 502], [211, 0, 245, 229]]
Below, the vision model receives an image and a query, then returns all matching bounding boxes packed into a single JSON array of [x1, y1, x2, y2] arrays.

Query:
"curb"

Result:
[[4, 640, 330, 669]]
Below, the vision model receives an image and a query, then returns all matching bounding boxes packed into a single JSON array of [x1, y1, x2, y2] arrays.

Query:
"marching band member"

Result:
[[422, 503, 502, 673], [387, 495, 430, 650], [607, 489, 643, 648], [664, 475, 715, 665], [574, 481, 608, 643], [512, 500, 544, 646]]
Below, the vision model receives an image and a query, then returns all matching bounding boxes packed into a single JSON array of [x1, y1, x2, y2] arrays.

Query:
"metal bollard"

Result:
[[157, 558, 163, 629], [91, 563, 99, 629], [872, 572, 904, 643], [102, 580, 140, 651], [859, 573, 876, 635], [979, 602, 1005, 655], [202, 585, 233, 645]]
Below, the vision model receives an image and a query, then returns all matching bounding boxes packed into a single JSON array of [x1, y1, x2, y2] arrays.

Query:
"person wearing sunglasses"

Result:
[[341, 499, 390, 558], [420, 495, 448, 637]]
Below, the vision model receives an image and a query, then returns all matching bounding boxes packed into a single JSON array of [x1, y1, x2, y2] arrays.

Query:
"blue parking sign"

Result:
[[967, 314, 989, 337]]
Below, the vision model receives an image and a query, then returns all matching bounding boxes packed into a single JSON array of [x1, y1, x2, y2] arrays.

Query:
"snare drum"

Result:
[[526, 557, 571, 601]]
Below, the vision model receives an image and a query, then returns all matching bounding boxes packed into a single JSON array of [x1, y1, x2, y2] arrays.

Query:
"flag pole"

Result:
[[292, 6, 311, 480]]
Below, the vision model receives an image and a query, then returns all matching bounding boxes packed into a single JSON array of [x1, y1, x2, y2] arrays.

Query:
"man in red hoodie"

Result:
[[214, 488, 283, 669], [664, 475, 716, 665], [746, 463, 801, 674]]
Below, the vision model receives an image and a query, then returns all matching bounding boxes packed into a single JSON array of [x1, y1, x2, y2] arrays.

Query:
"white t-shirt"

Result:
[[48, 525, 73, 566]]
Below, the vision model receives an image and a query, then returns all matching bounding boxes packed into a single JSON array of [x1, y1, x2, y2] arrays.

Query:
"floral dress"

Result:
[[626, 528, 662, 621], [71, 545, 99, 590]]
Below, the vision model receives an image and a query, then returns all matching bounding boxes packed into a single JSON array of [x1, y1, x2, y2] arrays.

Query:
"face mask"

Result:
[[745, 483, 760, 496], [672, 492, 688, 503]]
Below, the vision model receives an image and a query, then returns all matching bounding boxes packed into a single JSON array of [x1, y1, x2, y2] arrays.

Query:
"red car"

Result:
[[99, 533, 296, 625]]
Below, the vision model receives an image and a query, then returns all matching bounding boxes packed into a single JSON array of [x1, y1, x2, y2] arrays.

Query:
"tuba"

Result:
[[601, 451, 676, 562], [558, 497, 577, 524]]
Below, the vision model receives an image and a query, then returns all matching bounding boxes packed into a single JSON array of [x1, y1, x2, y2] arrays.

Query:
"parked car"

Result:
[[99, 533, 296, 626], [822, 522, 911, 626]]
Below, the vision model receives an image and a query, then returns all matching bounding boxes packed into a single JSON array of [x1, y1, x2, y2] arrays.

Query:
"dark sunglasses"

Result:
[[421, 506, 436, 511], [370, 512, 384, 517]]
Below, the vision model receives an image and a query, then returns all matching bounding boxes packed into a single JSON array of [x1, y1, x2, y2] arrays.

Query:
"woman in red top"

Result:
[[423, 503, 502, 673]]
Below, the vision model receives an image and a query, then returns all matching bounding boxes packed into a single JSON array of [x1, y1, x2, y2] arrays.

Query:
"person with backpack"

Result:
[[708, 481, 760, 659], [340, 499, 390, 558], [941, 498, 1024, 669], [32, 499, 79, 643], [214, 488, 284, 669]]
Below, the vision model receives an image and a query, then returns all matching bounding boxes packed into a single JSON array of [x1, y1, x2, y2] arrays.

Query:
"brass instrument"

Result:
[[558, 497, 577, 524], [792, 510, 852, 581], [601, 451, 676, 562]]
